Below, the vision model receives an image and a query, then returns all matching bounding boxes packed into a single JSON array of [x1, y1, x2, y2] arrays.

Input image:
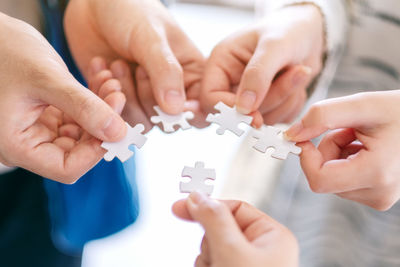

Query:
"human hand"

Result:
[[285, 90, 400, 211], [172, 192, 298, 267], [201, 4, 324, 127], [64, 0, 206, 126], [0, 13, 126, 183]]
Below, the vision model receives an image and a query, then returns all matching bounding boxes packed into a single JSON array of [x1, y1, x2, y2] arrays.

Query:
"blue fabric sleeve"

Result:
[[39, 0, 140, 256]]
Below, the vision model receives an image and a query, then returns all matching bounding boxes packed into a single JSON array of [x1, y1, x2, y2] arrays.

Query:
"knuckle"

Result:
[[211, 43, 230, 59], [58, 171, 81, 185], [243, 65, 267, 88], [269, 83, 291, 103], [199, 200, 226, 218], [260, 35, 285, 50], [372, 197, 396, 211], [306, 102, 328, 128], [308, 178, 326, 193], [72, 93, 98, 123]]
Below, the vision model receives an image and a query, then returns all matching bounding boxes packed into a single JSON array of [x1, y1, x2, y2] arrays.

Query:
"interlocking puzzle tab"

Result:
[[180, 162, 216, 196], [206, 101, 253, 136], [251, 125, 301, 160], [150, 105, 194, 133], [101, 123, 147, 162]]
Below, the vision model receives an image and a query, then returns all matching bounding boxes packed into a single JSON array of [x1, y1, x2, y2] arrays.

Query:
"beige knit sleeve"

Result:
[[257, 0, 349, 54]]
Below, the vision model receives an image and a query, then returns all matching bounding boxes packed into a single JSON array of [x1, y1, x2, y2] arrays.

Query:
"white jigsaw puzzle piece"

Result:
[[180, 162, 216, 195], [150, 106, 194, 133], [251, 125, 301, 160], [101, 123, 147, 162], [206, 102, 253, 136]]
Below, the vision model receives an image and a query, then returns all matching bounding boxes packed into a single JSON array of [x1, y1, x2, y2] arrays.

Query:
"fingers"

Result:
[[298, 140, 373, 193], [183, 192, 248, 248], [235, 39, 288, 114], [87, 57, 107, 81], [281, 89, 307, 123], [336, 187, 398, 211], [136, 66, 158, 118], [258, 65, 311, 115], [37, 71, 126, 142], [88, 57, 111, 95], [173, 192, 282, 243], [263, 87, 307, 125], [285, 92, 386, 142], [316, 128, 358, 161], [200, 236, 211, 264], [53, 136, 76, 151], [15, 122, 105, 183], [103, 91, 126, 115], [196, 236, 211, 267], [24, 137, 104, 183], [200, 38, 251, 112], [97, 78, 121, 100], [260, 65, 310, 125], [195, 255, 209, 267], [131, 30, 185, 114], [111, 61, 152, 129], [59, 124, 82, 140]]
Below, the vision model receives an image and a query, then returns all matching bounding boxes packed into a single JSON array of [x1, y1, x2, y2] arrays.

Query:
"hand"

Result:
[[285, 90, 400, 211], [0, 13, 126, 183], [201, 4, 324, 127], [173, 192, 298, 267], [64, 0, 206, 127]]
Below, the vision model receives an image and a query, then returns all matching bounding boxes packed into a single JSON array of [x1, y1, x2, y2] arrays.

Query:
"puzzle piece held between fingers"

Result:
[[251, 125, 301, 160], [180, 162, 216, 195], [206, 102, 253, 136], [150, 106, 194, 133], [101, 123, 147, 162]]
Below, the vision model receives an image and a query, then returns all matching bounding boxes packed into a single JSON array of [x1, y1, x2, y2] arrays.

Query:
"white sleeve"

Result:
[[258, 0, 349, 53]]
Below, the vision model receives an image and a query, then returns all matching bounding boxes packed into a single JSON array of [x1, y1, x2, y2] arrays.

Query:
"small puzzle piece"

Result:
[[206, 102, 253, 136], [150, 106, 194, 133], [101, 123, 147, 162], [180, 162, 216, 195], [251, 125, 301, 160]]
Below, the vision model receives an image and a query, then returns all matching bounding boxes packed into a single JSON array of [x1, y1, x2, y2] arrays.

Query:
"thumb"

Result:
[[38, 73, 126, 142], [285, 93, 382, 142], [235, 39, 287, 114], [187, 192, 247, 248], [133, 31, 185, 115]]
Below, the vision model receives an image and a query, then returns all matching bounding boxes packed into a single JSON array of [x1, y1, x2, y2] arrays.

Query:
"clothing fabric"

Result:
[[265, 1, 400, 267], [0, 169, 82, 267], [40, 0, 140, 255], [264, 0, 348, 53]]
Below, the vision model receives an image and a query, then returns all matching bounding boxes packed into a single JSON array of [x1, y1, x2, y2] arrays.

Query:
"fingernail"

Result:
[[237, 90, 257, 114], [112, 63, 125, 79], [164, 90, 184, 107], [284, 121, 303, 140], [188, 191, 208, 207], [292, 67, 312, 87], [103, 115, 126, 141]]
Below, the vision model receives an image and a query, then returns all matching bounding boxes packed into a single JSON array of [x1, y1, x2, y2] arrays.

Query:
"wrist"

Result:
[[282, 3, 326, 53]]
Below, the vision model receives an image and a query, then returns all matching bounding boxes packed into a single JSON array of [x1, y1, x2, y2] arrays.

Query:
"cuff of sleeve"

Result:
[[262, 0, 348, 53]]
